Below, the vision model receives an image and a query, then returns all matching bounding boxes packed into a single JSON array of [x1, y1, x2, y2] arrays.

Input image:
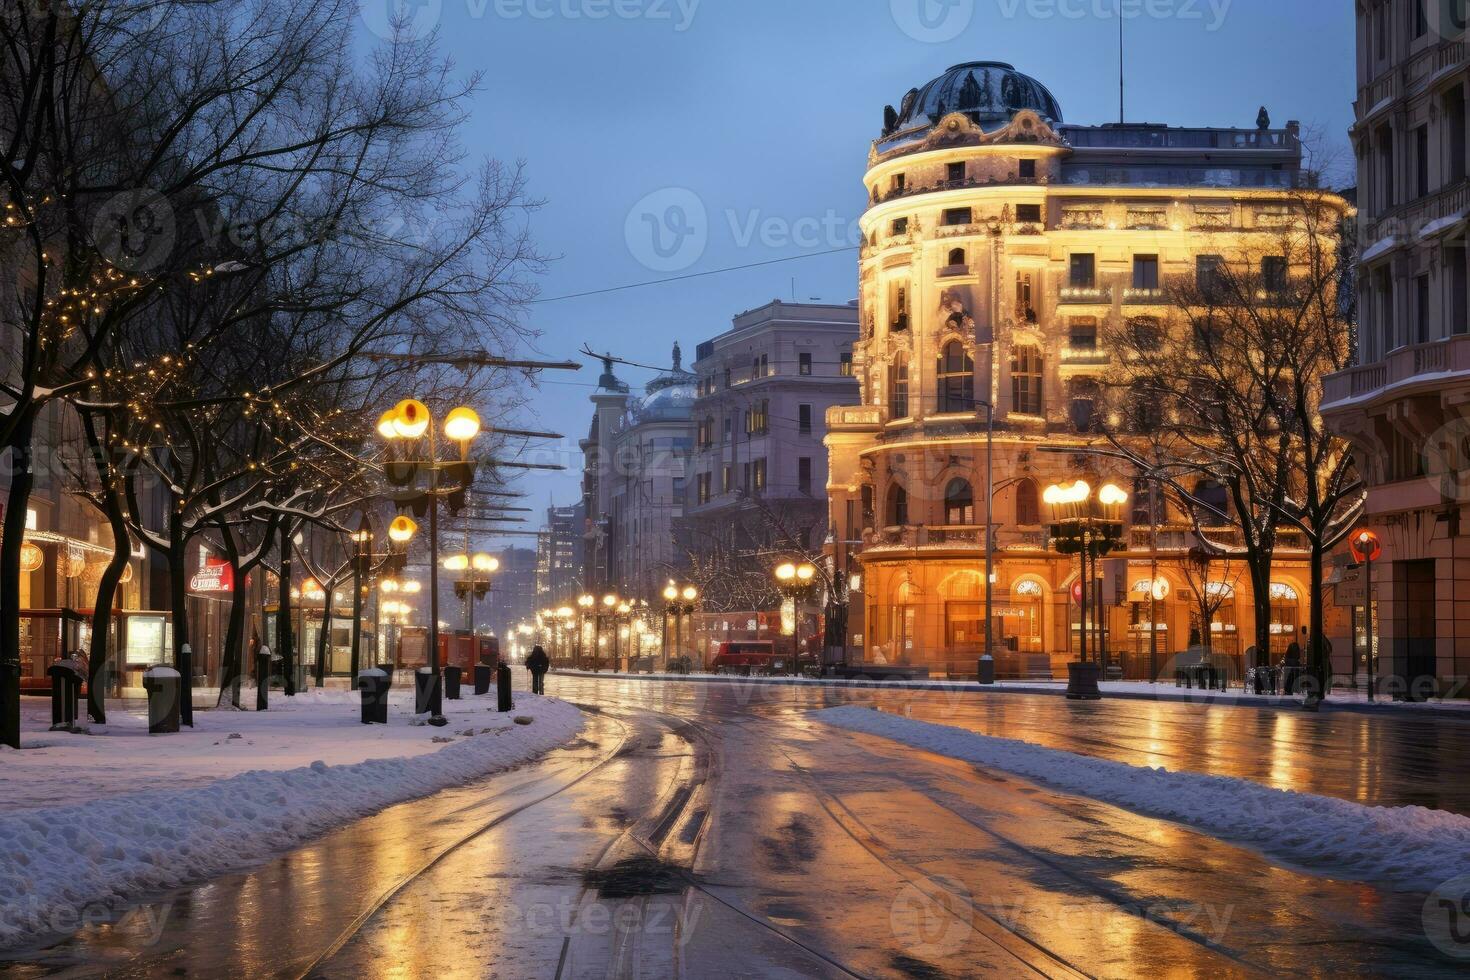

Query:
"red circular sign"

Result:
[[1350, 529, 1382, 563]]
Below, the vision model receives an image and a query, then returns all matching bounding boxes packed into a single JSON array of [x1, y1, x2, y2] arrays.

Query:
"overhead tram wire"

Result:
[[530, 246, 860, 304]]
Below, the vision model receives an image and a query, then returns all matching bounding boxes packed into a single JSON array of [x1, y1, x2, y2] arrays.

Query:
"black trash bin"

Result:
[[496, 662, 514, 712], [255, 651, 272, 711], [357, 668, 390, 725], [415, 667, 438, 716], [443, 665, 463, 701], [473, 663, 492, 696], [48, 659, 83, 732], [977, 655, 995, 686], [142, 665, 181, 734]]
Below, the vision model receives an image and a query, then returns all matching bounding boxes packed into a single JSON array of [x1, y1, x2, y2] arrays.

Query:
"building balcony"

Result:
[[1322, 335, 1470, 412], [859, 524, 987, 557], [827, 404, 887, 432], [1058, 285, 1113, 306], [1059, 346, 1110, 369], [1359, 177, 1470, 254], [1122, 287, 1168, 305], [868, 172, 1048, 208]]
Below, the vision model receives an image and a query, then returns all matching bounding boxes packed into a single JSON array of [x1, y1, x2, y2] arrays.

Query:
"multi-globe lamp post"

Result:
[[577, 594, 595, 667], [773, 561, 817, 675], [1043, 480, 1128, 700], [662, 581, 699, 671], [376, 399, 482, 726], [445, 551, 499, 642]]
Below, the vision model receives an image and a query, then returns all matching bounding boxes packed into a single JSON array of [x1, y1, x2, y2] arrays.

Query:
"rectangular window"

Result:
[[891, 173, 906, 193], [1414, 0, 1429, 38], [839, 352, 853, 377], [722, 465, 733, 493], [1197, 254, 1226, 300], [798, 457, 813, 496], [799, 352, 812, 375], [1416, 124, 1430, 198], [1377, 125, 1395, 211], [798, 403, 812, 435], [1069, 317, 1098, 349], [1449, 246, 1468, 335], [1132, 255, 1160, 290], [1015, 203, 1042, 224], [1416, 272, 1432, 343], [696, 472, 711, 505], [1262, 255, 1288, 292], [753, 459, 767, 493], [1018, 158, 1037, 179], [942, 207, 973, 226], [742, 462, 751, 492], [946, 162, 965, 184], [891, 217, 909, 236], [1069, 253, 1096, 288]]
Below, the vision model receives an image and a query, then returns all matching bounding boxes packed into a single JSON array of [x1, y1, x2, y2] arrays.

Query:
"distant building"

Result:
[[684, 300, 859, 618], [579, 346, 695, 603], [1321, 12, 1470, 696], [536, 501, 585, 603], [486, 546, 538, 639]]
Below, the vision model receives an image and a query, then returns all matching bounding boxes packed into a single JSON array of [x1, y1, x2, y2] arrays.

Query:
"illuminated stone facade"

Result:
[[827, 61, 1346, 679]]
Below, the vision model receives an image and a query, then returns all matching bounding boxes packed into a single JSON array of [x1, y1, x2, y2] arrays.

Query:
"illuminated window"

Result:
[[937, 341, 974, 413], [944, 479, 974, 525], [1011, 345, 1043, 415], [890, 354, 910, 418], [886, 484, 909, 526]]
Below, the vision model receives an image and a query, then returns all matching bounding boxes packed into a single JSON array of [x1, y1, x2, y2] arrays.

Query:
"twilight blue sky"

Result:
[[376, 0, 1357, 536]]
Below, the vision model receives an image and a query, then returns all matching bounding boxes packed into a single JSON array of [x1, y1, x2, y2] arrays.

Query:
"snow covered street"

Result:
[[3, 674, 1469, 976], [0, 682, 582, 951]]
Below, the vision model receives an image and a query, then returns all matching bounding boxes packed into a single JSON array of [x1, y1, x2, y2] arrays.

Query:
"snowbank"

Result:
[[817, 705, 1470, 892], [0, 690, 582, 950]]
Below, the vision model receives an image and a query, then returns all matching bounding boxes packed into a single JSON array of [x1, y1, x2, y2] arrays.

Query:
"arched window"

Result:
[[944, 478, 974, 525], [890, 353, 910, 419], [947, 247, 967, 267], [936, 341, 974, 413], [1011, 345, 1044, 415], [886, 483, 909, 527], [1015, 478, 1040, 526]]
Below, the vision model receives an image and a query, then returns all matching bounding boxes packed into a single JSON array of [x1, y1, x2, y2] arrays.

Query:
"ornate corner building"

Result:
[[1321, 5, 1470, 697], [826, 61, 1347, 679]]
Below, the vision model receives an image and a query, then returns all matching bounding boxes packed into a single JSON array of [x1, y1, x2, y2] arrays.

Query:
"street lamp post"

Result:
[[377, 400, 482, 726], [577, 594, 594, 667], [598, 593, 617, 672], [1350, 529, 1382, 702], [774, 561, 817, 676], [1044, 480, 1128, 700], [662, 582, 699, 671], [350, 517, 372, 683]]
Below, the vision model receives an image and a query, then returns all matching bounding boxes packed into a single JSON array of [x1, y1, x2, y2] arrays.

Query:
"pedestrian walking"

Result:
[[526, 645, 550, 696]]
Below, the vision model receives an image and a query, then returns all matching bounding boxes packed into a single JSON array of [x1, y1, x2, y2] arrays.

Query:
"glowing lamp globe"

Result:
[[388, 515, 418, 542], [391, 399, 430, 439], [444, 406, 481, 442]]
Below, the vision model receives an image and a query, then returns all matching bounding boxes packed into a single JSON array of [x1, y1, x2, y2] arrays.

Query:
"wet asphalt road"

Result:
[[4, 674, 1468, 978]]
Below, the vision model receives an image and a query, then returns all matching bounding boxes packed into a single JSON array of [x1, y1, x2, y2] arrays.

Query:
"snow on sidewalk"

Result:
[[0, 686, 583, 950], [817, 704, 1470, 894]]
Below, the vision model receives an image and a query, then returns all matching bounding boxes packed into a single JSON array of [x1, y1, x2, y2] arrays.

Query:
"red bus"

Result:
[[712, 641, 789, 676]]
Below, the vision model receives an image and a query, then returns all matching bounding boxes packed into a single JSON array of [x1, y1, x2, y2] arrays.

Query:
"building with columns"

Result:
[[826, 60, 1349, 679], [579, 347, 695, 603], [1320, 7, 1470, 697]]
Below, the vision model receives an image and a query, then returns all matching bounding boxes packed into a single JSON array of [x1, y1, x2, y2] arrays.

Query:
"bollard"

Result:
[[142, 665, 182, 734], [443, 665, 463, 701], [473, 663, 492, 696], [414, 667, 438, 716], [48, 660, 82, 732], [255, 650, 272, 711], [357, 668, 389, 724], [496, 662, 514, 712], [976, 654, 995, 686]]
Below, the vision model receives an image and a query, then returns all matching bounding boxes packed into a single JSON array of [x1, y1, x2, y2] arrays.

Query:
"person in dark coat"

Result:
[[526, 645, 550, 695]]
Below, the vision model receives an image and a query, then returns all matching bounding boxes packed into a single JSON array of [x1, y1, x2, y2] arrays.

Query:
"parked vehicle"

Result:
[[711, 641, 788, 676]]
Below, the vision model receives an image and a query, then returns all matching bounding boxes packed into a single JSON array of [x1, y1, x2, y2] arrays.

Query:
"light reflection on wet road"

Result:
[[4, 676, 1466, 978]]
